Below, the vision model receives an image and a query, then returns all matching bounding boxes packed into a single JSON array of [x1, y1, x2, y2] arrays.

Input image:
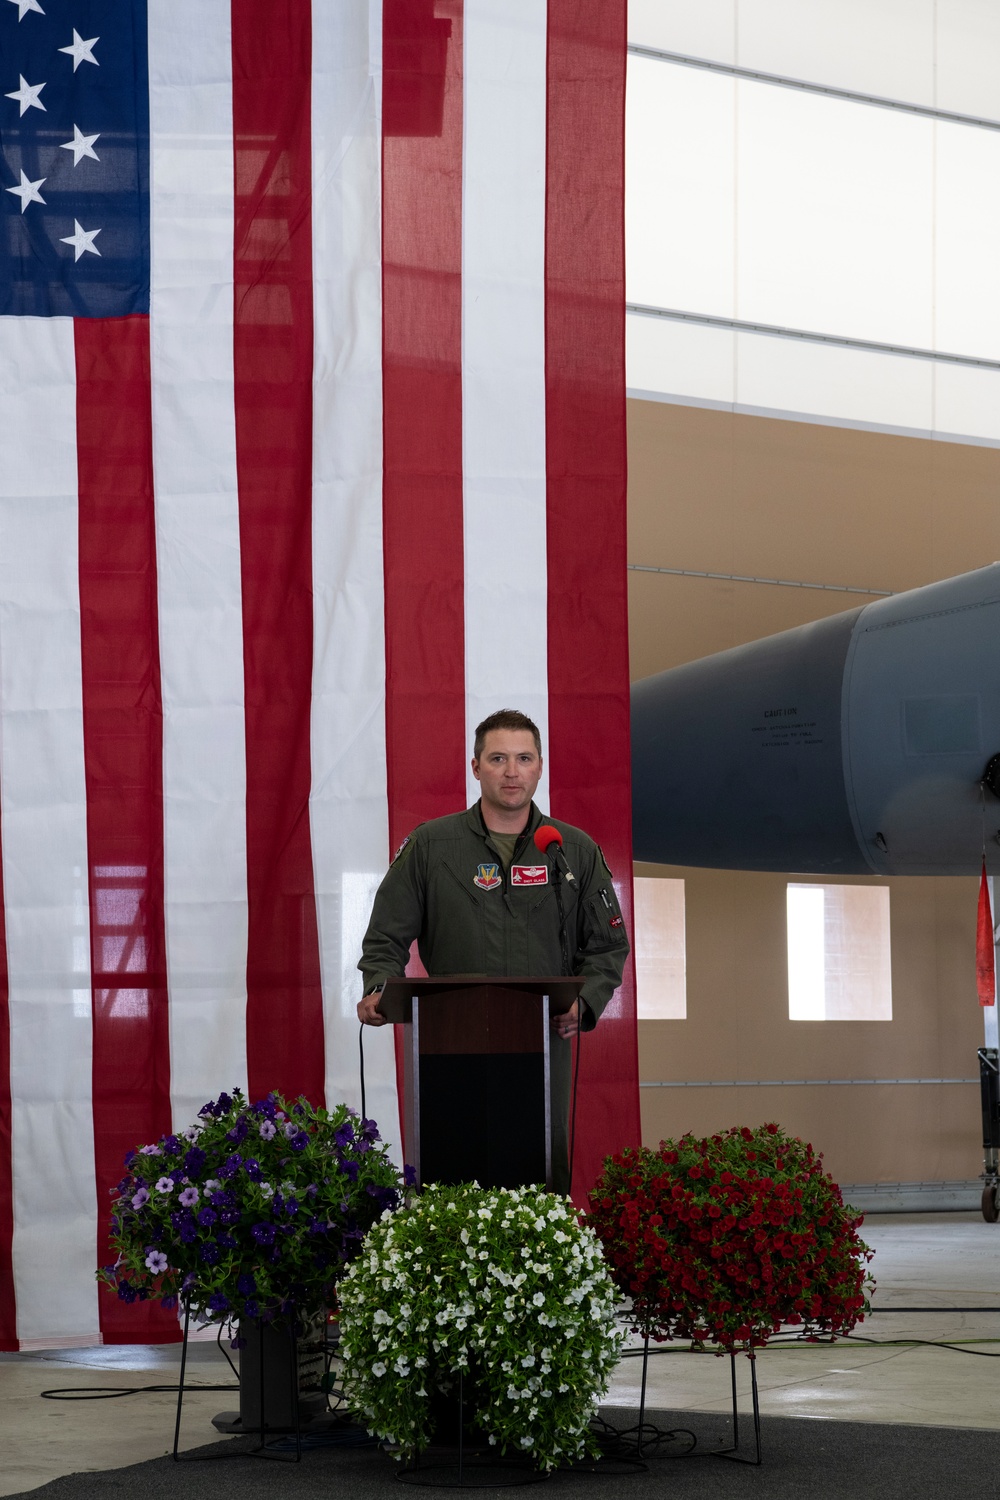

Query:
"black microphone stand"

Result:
[[551, 862, 573, 980]]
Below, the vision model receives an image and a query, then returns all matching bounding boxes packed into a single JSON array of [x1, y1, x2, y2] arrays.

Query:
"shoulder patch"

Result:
[[390, 827, 421, 866], [596, 843, 614, 879]]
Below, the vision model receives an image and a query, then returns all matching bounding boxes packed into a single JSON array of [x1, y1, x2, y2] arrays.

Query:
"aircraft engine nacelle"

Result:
[[631, 564, 1000, 875]]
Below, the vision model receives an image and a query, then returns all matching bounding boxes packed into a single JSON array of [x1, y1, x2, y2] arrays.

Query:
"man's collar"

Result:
[[466, 799, 544, 841]]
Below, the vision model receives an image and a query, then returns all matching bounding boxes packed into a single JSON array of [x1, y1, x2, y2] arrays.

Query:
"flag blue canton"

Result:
[[0, 0, 149, 317]]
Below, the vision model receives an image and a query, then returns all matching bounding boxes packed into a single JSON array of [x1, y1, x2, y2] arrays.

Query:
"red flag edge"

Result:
[[977, 860, 995, 1007]]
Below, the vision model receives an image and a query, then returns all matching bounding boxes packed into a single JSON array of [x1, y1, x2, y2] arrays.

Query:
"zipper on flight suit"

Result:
[[501, 828, 532, 971], [477, 807, 547, 972], [477, 818, 525, 973]]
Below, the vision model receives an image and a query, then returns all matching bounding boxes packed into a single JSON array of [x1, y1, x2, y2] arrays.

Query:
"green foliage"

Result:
[[589, 1123, 874, 1352], [98, 1089, 404, 1327], [337, 1183, 623, 1471]]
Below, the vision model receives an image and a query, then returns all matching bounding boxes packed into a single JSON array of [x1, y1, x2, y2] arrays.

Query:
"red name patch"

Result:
[[511, 864, 548, 886]]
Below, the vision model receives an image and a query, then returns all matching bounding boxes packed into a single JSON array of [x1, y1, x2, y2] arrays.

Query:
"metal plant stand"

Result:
[[173, 1300, 307, 1462], [716, 1350, 762, 1466], [618, 1324, 762, 1466]]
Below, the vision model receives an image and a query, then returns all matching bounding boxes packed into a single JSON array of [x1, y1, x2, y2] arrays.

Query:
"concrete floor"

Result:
[[1, 1213, 999, 1496]]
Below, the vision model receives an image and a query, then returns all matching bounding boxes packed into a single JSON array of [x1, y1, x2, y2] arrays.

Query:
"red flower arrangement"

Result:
[[588, 1124, 874, 1352]]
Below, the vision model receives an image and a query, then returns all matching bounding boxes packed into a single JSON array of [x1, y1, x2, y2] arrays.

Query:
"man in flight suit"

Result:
[[357, 708, 630, 1194]]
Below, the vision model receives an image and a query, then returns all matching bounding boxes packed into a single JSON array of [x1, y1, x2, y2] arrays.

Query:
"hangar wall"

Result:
[[627, 396, 1000, 1189]]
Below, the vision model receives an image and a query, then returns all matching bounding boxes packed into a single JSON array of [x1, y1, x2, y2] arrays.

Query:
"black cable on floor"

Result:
[[839, 1333, 1000, 1356], [40, 1383, 238, 1400], [589, 1411, 697, 1461], [40, 1322, 242, 1400], [871, 1306, 1000, 1313], [617, 1332, 1000, 1358]]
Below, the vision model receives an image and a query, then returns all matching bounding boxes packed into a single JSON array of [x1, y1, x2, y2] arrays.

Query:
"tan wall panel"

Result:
[[628, 400, 1000, 614], [633, 865, 983, 1184], [637, 1083, 978, 1190]]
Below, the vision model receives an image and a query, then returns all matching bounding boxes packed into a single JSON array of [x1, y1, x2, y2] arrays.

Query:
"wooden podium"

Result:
[[378, 976, 583, 1190]]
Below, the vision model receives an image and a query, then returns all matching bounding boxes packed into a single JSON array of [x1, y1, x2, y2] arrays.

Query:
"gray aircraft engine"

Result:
[[631, 563, 1000, 876]]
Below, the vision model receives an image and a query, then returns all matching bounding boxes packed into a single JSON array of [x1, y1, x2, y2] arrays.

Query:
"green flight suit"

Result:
[[358, 800, 630, 1194]]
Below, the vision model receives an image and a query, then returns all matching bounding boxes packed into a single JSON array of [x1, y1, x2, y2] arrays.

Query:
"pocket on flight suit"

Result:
[[581, 886, 628, 953]]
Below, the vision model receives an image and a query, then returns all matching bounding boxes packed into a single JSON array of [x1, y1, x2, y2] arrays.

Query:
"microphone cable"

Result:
[[359, 1020, 367, 1121], [550, 858, 582, 1193], [568, 1008, 582, 1191]]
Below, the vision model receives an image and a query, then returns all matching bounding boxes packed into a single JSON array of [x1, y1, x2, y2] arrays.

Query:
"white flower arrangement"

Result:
[[337, 1182, 623, 1472]]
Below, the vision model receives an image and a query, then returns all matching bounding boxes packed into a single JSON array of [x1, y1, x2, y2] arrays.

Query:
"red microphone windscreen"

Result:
[[533, 824, 562, 855]]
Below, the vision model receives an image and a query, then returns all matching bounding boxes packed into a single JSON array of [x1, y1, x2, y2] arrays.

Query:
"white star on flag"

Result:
[[60, 126, 100, 166], [5, 169, 45, 212], [60, 220, 101, 261], [4, 75, 46, 115], [59, 30, 99, 71], [7, 0, 45, 19]]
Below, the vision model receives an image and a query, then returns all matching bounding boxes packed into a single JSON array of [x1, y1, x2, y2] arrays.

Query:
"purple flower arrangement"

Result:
[[99, 1089, 406, 1329]]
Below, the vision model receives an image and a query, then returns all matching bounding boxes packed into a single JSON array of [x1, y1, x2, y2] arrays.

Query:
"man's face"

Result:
[[472, 730, 543, 818]]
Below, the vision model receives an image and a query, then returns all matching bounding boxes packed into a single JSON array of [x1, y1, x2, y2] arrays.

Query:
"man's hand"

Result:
[[552, 999, 582, 1040], [357, 991, 389, 1026]]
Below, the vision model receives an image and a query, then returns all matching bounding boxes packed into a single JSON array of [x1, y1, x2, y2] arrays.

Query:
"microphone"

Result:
[[533, 824, 577, 885]]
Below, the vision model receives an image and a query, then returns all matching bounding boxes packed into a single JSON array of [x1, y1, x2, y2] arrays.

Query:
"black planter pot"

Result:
[[211, 1312, 328, 1436]]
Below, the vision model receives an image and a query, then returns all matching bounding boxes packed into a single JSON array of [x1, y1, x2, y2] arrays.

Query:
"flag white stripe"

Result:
[[148, 0, 249, 1126], [462, 0, 550, 804], [0, 319, 99, 1344], [310, 0, 399, 1142]]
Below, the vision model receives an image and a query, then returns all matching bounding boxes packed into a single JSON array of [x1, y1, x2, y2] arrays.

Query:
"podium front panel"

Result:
[[410, 987, 551, 1189]]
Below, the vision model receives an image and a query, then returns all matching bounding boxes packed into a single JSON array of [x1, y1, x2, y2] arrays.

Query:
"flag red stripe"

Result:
[[232, 0, 325, 1105], [75, 316, 176, 1341], [381, 0, 467, 849], [544, 1, 639, 1200], [0, 815, 12, 1349]]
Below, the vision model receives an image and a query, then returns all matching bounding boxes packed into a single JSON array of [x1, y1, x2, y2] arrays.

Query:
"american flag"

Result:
[[0, 0, 636, 1350]]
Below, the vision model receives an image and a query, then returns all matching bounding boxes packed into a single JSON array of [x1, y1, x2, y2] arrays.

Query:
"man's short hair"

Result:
[[473, 709, 542, 761]]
